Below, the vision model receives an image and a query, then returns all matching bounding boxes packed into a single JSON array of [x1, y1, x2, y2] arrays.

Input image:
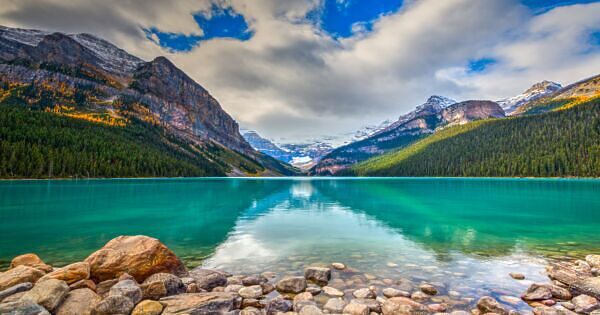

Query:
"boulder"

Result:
[[343, 301, 369, 315], [69, 279, 96, 291], [131, 300, 164, 315], [55, 288, 101, 315], [265, 297, 293, 315], [20, 279, 69, 312], [241, 307, 263, 315], [160, 292, 242, 315], [322, 286, 344, 297], [142, 273, 185, 296], [572, 294, 599, 314], [353, 288, 376, 299], [140, 281, 168, 300], [0, 299, 50, 315], [91, 295, 135, 315], [109, 279, 142, 304], [522, 284, 553, 301], [419, 283, 438, 295], [304, 267, 331, 285], [0, 266, 45, 291], [276, 276, 307, 294], [9, 254, 52, 274], [188, 268, 228, 291], [587, 256, 600, 269], [38, 262, 89, 285], [242, 275, 268, 286], [323, 298, 346, 313], [84, 235, 187, 283], [239, 285, 263, 299], [0, 282, 33, 302], [574, 277, 600, 299], [477, 296, 508, 315]]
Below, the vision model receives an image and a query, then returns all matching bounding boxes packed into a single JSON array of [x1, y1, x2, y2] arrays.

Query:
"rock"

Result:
[[510, 273, 525, 280], [131, 300, 164, 315], [572, 294, 599, 314], [242, 275, 268, 286], [140, 280, 167, 300], [95, 279, 118, 297], [84, 235, 187, 283], [1, 291, 27, 304], [109, 280, 142, 304], [305, 285, 321, 295], [293, 292, 313, 307], [574, 277, 600, 299], [276, 277, 307, 294], [451, 311, 471, 315], [91, 295, 135, 315], [160, 292, 242, 315], [532, 305, 576, 315], [477, 296, 508, 315], [322, 286, 344, 297], [353, 288, 376, 299], [522, 284, 553, 301], [241, 307, 263, 315], [353, 298, 382, 313], [69, 279, 96, 291], [344, 301, 370, 315], [0, 266, 45, 291], [381, 297, 427, 315], [118, 273, 136, 281], [304, 267, 331, 285], [428, 303, 448, 312], [382, 288, 410, 298], [500, 295, 522, 305], [242, 298, 263, 309], [549, 285, 572, 300], [0, 299, 50, 315], [9, 254, 53, 274], [21, 279, 69, 312], [239, 285, 263, 299], [55, 288, 101, 315], [562, 302, 576, 310], [0, 282, 33, 302], [419, 283, 438, 295], [265, 297, 293, 315], [38, 262, 90, 285], [262, 282, 276, 294], [331, 263, 346, 270], [299, 304, 323, 315], [543, 299, 557, 306], [547, 262, 593, 287], [142, 273, 186, 296], [189, 268, 228, 291], [324, 298, 346, 313], [226, 284, 244, 293], [410, 291, 430, 301]]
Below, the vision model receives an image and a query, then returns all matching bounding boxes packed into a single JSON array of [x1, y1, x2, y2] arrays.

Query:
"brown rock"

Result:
[[276, 276, 307, 294], [9, 254, 53, 273], [304, 267, 331, 285], [84, 235, 187, 283], [39, 262, 90, 285], [572, 294, 599, 314], [428, 303, 448, 312], [141, 280, 168, 300], [0, 265, 45, 291], [131, 300, 164, 315], [343, 301, 370, 315], [510, 273, 525, 280], [160, 292, 242, 315], [324, 298, 346, 313], [69, 279, 96, 291], [574, 277, 600, 300], [587, 255, 600, 269], [420, 283, 438, 295], [522, 284, 553, 301], [95, 279, 118, 297], [0, 282, 33, 302], [142, 273, 186, 296], [21, 279, 69, 312], [477, 296, 508, 315], [55, 288, 101, 315]]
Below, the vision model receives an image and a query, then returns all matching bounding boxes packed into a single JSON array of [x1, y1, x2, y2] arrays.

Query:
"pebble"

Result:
[[509, 272, 526, 280], [331, 263, 346, 270], [324, 297, 346, 313], [382, 287, 410, 298], [420, 283, 438, 295], [239, 285, 263, 299]]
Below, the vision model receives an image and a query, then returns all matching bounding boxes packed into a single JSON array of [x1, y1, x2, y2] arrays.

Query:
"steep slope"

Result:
[[497, 80, 561, 115], [311, 96, 504, 175], [242, 130, 293, 163], [0, 25, 295, 177], [346, 98, 600, 177], [513, 74, 600, 115]]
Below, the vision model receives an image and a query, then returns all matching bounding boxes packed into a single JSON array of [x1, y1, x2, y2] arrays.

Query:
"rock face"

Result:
[[0, 265, 45, 291], [84, 235, 187, 283], [188, 268, 228, 291], [441, 100, 505, 126], [160, 292, 242, 315], [276, 276, 307, 294], [20, 279, 69, 312], [55, 288, 101, 315], [38, 262, 90, 284]]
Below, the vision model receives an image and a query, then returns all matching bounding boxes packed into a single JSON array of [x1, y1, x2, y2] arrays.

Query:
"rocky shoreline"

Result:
[[0, 236, 599, 315]]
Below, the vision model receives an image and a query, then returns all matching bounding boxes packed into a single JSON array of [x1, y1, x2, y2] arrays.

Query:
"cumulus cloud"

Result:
[[1, 0, 599, 142]]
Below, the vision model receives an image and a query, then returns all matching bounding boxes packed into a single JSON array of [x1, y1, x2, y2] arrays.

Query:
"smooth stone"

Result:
[[324, 298, 346, 313], [55, 288, 101, 315], [382, 297, 427, 315], [131, 300, 164, 315], [96, 279, 118, 297], [242, 275, 268, 286], [588, 256, 600, 269], [344, 302, 370, 315], [353, 288, 376, 299], [293, 292, 313, 311], [38, 262, 90, 285], [427, 303, 448, 312], [226, 284, 244, 293], [420, 283, 438, 295], [91, 295, 135, 315], [265, 297, 293, 315], [574, 277, 600, 299], [522, 284, 553, 301], [477, 296, 508, 315], [189, 268, 228, 291], [304, 267, 331, 285], [69, 279, 96, 291], [241, 307, 263, 315], [227, 275, 245, 285], [276, 277, 307, 294], [323, 286, 344, 297], [239, 285, 263, 299], [140, 280, 168, 300], [451, 311, 471, 315], [262, 282, 276, 294], [84, 235, 187, 283], [0, 266, 45, 291], [411, 291, 430, 301], [353, 298, 382, 313], [9, 254, 53, 274], [0, 282, 33, 302], [543, 299, 557, 306], [500, 295, 521, 305], [572, 294, 599, 313], [143, 273, 186, 296], [382, 288, 409, 298], [299, 304, 323, 315], [306, 285, 322, 295], [562, 302, 576, 310], [510, 273, 526, 280], [0, 299, 50, 315], [331, 263, 346, 270], [21, 279, 69, 312], [242, 298, 263, 309], [109, 279, 142, 304], [160, 292, 242, 315]]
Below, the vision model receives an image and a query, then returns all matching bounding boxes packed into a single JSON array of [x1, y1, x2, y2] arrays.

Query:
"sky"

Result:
[[1, 0, 599, 144]]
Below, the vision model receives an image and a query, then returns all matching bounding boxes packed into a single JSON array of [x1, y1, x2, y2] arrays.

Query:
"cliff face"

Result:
[[441, 101, 505, 126]]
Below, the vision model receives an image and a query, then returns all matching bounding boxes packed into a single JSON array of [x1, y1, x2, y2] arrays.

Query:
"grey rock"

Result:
[[20, 279, 69, 312], [353, 298, 382, 313], [382, 288, 409, 298], [161, 292, 242, 315], [91, 295, 135, 315], [95, 279, 118, 297], [304, 267, 331, 285], [189, 268, 228, 291], [109, 279, 142, 304], [574, 277, 600, 300], [143, 273, 186, 296], [322, 286, 344, 297], [572, 294, 599, 314], [344, 302, 369, 315], [353, 288, 376, 299], [276, 277, 306, 294], [299, 304, 323, 315], [305, 285, 322, 295], [239, 285, 263, 299], [226, 284, 244, 293], [242, 275, 268, 286], [324, 298, 346, 313], [0, 300, 50, 315], [55, 288, 101, 315], [265, 297, 293, 315], [0, 282, 33, 302]]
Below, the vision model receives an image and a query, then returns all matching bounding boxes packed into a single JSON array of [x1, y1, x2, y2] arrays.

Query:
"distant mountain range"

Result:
[[496, 80, 562, 115], [0, 25, 297, 178]]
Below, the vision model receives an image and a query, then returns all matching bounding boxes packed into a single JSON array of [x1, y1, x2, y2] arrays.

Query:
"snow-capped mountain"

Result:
[[351, 119, 394, 142], [497, 81, 562, 115]]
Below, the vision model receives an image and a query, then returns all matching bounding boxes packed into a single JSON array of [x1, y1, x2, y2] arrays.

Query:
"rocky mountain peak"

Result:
[[524, 80, 562, 95], [497, 80, 562, 114]]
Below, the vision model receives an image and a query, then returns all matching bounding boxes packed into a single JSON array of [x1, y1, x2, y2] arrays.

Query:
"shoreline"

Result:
[[2, 176, 600, 181], [1, 235, 599, 315]]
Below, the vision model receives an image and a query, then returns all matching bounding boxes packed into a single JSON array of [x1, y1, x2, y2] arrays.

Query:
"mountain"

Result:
[[242, 130, 293, 163], [513, 74, 600, 115], [497, 80, 562, 115], [344, 96, 600, 177], [0, 25, 296, 177], [311, 96, 505, 175]]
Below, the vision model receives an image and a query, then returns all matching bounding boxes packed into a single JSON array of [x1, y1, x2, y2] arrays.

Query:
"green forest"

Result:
[[345, 99, 600, 177]]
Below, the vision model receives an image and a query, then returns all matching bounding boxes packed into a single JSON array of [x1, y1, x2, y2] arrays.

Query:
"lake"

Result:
[[1, 178, 600, 310]]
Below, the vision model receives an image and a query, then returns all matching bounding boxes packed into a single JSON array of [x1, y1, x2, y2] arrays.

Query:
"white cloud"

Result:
[[1, 0, 599, 142]]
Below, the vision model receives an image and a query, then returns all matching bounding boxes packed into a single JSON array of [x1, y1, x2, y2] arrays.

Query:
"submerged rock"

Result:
[[265, 297, 293, 315], [343, 301, 370, 315], [322, 286, 344, 297], [510, 273, 526, 280], [276, 276, 307, 294], [419, 283, 438, 295], [304, 267, 331, 285], [324, 298, 346, 313], [331, 263, 346, 270], [353, 288, 376, 299]]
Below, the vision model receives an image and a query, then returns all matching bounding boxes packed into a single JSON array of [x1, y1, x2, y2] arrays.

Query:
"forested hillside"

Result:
[[345, 99, 600, 177]]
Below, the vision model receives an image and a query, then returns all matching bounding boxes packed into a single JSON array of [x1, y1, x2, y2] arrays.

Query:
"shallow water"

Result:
[[1, 178, 600, 310]]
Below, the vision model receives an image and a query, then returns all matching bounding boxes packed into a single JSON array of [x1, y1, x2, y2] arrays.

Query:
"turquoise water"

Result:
[[1, 178, 600, 309]]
